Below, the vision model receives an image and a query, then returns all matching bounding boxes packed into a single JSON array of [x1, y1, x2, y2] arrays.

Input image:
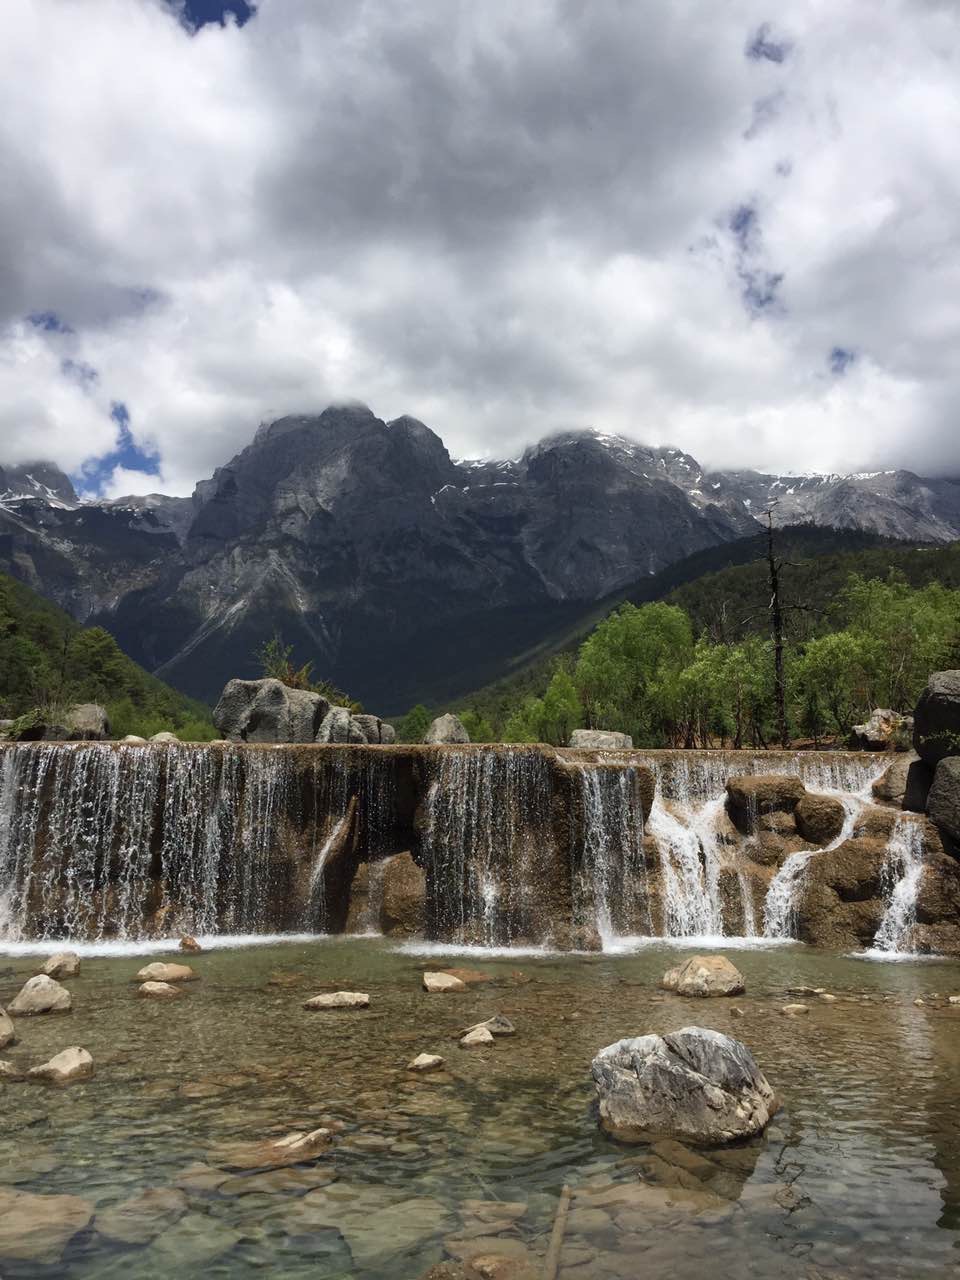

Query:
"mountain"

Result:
[[1, 405, 959, 711]]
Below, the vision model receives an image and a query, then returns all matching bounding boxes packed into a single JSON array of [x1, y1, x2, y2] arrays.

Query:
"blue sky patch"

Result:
[[172, 0, 255, 30], [746, 24, 792, 64], [74, 403, 161, 496]]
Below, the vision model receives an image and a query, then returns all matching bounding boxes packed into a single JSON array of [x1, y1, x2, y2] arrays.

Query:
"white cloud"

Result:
[[1, 0, 959, 493]]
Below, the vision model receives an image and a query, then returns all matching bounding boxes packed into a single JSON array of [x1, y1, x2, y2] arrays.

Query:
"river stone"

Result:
[[423, 972, 467, 993], [96, 1187, 188, 1246], [726, 775, 806, 834], [41, 951, 80, 979], [569, 729, 634, 749], [408, 1053, 445, 1072], [914, 671, 960, 765], [0, 1060, 22, 1079], [147, 1213, 241, 1268], [462, 1014, 515, 1037], [795, 794, 845, 845], [8, 974, 72, 1015], [213, 677, 329, 743], [28, 1046, 93, 1085], [781, 1004, 809, 1016], [138, 981, 183, 1000], [303, 991, 370, 1009], [424, 713, 470, 744], [591, 1026, 778, 1145], [179, 935, 202, 953], [210, 1127, 333, 1172], [0, 1187, 94, 1264], [928, 757, 960, 844], [661, 955, 745, 997], [460, 1026, 495, 1048], [136, 962, 197, 983], [0, 1006, 15, 1049]]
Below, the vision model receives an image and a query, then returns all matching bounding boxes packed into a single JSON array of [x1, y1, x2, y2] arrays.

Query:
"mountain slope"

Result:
[[1, 407, 959, 711]]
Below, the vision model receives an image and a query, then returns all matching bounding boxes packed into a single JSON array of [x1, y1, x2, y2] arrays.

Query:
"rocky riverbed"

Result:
[[0, 936, 959, 1278]]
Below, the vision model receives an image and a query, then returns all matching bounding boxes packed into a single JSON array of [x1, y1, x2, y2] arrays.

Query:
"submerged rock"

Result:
[[41, 951, 80, 979], [303, 991, 370, 1009], [424, 713, 470, 744], [28, 1046, 94, 1085], [209, 1127, 333, 1172], [0, 1005, 15, 1049], [423, 972, 467, 993], [661, 955, 745, 998], [136, 962, 197, 983], [0, 1187, 94, 1264], [95, 1187, 188, 1246], [569, 729, 634, 749], [591, 1026, 778, 1145], [213, 677, 328, 743], [914, 670, 960, 765], [138, 981, 183, 1000], [461, 1014, 515, 1037], [8, 975, 72, 1016]]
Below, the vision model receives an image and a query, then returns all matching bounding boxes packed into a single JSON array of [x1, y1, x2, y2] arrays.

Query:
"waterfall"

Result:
[[645, 800, 723, 937], [419, 748, 552, 945], [574, 765, 649, 946], [873, 816, 925, 954], [763, 790, 868, 939]]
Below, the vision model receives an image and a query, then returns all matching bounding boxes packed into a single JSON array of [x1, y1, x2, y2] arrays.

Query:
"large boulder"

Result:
[[316, 706, 366, 743], [795, 793, 846, 845], [928, 757, 960, 845], [850, 708, 912, 751], [914, 671, 960, 765], [351, 714, 397, 745], [8, 975, 71, 1016], [424, 713, 470, 744], [872, 753, 933, 812], [569, 729, 634, 750], [726, 775, 806, 834], [64, 703, 111, 740], [661, 955, 745, 997], [380, 852, 427, 935], [591, 1026, 778, 1145], [213, 678, 329, 743]]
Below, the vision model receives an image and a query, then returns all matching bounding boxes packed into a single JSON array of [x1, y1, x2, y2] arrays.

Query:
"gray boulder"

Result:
[[569, 729, 634, 749], [914, 671, 960, 765], [928, 757, 960, 845], [351, 714, 397, 744], [423, 713, 470, 744], [317, 706, 366, 743], [8, 975, 72, 1016], [850, 708, 911, 751], [213, 678, 329, 743], [591, 1026, 778, 1145], [872, 753, 933, 813], [64, 703, 111, 740]]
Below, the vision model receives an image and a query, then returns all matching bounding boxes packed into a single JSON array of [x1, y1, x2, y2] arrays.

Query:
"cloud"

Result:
[[1, 0, 959, 493]]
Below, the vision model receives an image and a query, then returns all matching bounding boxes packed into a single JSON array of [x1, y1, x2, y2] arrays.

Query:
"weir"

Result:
[[0, 741, 947, 954]]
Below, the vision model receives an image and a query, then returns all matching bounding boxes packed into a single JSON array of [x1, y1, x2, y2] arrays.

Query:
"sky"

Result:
[[2, 1, 960, 497]]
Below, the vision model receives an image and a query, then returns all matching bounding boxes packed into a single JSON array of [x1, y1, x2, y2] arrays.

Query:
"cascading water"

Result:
[[573, 765, 649, 946], [873, 815, 926, 954]]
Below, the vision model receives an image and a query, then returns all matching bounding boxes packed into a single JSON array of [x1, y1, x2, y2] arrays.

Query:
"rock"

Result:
[[949, 995, 960, 1005], [41, 951, 80, 979], [424, 713, 471, 744], [0, 1059, 22, 1079], [28, 1046, 94, 1085], [591, 1026, 778, 1145], [928, 757, 960, 844], [781, 1004, 809, 1016], [819, 993, 838, 1003], [872, 753, 931, 810], [8, 974, 72, 1015], [661, 955, 745, 997], [795, 793, 846, 844], [850, 708, 912, 751], [0, 1005, 15, 1049], [316, 705, 366, 743], [569, 729, 634, 749], [96, 1187, 188, 1246], [423, 972, 467, 993], [213, 677, 329, 743], [138, 981, 183, 1000], [914, 671, 960, 765], [209, 1127, 333, 1172], [122, 734, 148, 743], [135, 962, 197, 983], [303, 990, 370, 1009], [179, 935, 202, 953], [726, 775, 806, 834], [147, 1213, 241, 1267], [380, 852, 427, 935], [0, 1187, 94, 1264], [460, 1026, 495, 1048], [352, 714, 397, 744], [462, 1014, 516, 1037], [64, 702, 111, 740], [407, 1053, 445, 1072], [150, 731, 180, 743]]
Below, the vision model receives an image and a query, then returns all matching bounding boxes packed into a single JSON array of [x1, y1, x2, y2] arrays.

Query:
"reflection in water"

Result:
[[0, 939, 957, 1278]]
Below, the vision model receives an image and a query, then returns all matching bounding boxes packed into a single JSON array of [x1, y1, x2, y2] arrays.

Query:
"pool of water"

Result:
[[1, 935, 959, 1278]]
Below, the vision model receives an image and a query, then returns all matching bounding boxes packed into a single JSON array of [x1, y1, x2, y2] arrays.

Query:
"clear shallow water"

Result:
[[1, 937, 959, 1279]]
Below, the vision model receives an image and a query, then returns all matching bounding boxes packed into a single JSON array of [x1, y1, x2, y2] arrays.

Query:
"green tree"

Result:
[[458, 708, 496, 742], [397, 703, 433, 742]]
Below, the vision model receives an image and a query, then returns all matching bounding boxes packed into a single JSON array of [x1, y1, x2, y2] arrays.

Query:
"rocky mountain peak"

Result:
[[0, 461, 77, 507]]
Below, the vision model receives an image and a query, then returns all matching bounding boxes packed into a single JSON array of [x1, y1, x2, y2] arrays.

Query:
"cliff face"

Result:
[[3, 406, 960, 708]]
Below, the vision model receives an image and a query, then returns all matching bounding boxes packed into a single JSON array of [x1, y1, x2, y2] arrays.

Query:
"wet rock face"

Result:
[[726, 775, 806, 835], [662, 955, 745, 997], [914, 670, 960, 765], [928, 758, 960, 846], [795, 794, 845, 845], [213, 678, 329, 743], [591, 1027, 778, 1145]]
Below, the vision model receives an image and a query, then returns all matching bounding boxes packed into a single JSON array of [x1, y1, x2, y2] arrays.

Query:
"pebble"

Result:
[[460, 1027, 495, 1048], [781, 1004, 809, 1016], [407, 1053, 445, 1072], [423, 973, 467, 994], [303, 991, 370, 1010]]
